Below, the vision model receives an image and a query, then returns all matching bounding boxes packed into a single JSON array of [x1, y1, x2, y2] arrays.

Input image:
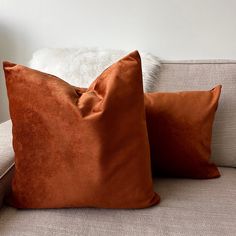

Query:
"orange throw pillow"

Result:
[[145, 86, 221, 179], [3, 51, 160, 209]]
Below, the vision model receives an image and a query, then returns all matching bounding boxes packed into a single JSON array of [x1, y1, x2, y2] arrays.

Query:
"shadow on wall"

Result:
[[0, 23, 31, 123]]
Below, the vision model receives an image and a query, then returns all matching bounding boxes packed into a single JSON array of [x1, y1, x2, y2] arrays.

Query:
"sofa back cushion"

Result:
[[157, 61, 236, 167]]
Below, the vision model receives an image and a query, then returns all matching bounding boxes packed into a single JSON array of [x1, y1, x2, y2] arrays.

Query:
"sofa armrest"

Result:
[[0, 120, 14, 207]]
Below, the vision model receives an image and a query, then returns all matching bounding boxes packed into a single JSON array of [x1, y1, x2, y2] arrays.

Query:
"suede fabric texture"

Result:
[[145, 86, 222, 179], [3, 51, 160, 209]]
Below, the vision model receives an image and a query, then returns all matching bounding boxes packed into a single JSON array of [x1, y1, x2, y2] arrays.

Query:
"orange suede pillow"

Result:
[[3, 51, 160, 209], [145, 86, 221, 179]]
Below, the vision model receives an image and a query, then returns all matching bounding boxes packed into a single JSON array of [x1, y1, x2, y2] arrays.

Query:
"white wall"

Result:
[[1, 0, 236, 122]]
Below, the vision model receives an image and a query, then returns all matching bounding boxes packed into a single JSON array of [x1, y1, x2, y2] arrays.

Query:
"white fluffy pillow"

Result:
[[29, 48, 160, 92]]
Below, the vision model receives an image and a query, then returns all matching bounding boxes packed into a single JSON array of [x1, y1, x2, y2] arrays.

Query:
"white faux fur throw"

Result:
[[29, 47, 160, 92]]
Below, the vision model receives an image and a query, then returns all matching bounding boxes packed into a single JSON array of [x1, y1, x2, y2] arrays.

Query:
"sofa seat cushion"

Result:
[[0, 167, 235, 236], [0, 120, 14, 206]]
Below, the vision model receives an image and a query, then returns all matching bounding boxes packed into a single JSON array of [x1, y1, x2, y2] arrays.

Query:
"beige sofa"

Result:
[[0, 60, 235, 236]]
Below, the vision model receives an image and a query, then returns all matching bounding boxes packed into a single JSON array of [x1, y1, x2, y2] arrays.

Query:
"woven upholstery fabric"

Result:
[[0, 120, 14, 207], [0, 167, 235, 236], [0, 120, 14, 179], [157, 61, 236, 167]]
